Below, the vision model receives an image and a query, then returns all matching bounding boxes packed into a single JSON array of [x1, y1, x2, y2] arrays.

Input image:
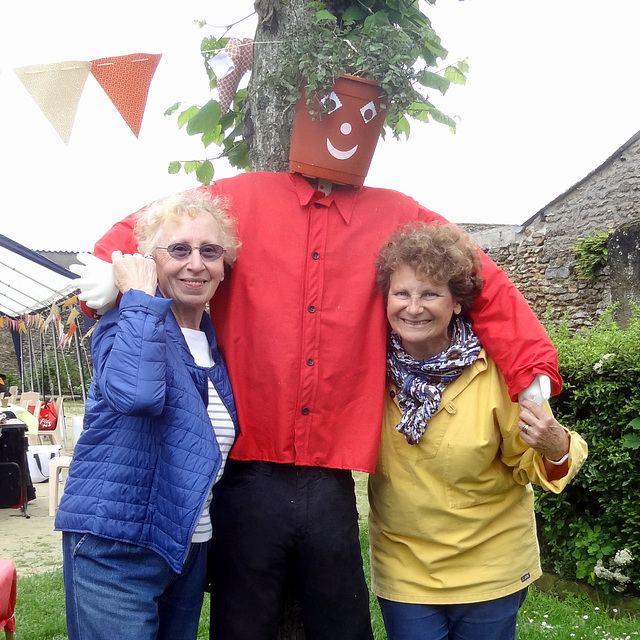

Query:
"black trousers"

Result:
[[209, 460, 374, 640]]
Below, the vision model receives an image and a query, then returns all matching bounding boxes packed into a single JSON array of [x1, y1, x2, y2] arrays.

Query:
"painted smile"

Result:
[[326, 138, 358, 160]]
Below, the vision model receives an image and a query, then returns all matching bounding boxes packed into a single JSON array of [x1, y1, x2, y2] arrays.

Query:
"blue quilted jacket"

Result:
[[55, 289, 238, 572]]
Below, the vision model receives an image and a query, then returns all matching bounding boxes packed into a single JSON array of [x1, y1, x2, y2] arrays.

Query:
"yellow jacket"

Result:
[[368, 350, 588, 605]]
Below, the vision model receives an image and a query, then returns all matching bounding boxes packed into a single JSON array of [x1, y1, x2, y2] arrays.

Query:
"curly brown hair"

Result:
[[375, 222, 483, 314]]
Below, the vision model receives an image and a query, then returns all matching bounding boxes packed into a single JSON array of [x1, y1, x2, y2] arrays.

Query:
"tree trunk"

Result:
[[248, 3, 311, 637], [246, 0, 314, 172]]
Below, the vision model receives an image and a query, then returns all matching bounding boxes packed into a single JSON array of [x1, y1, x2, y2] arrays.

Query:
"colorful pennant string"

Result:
[[0, 295, 86, 348], [14, 53, 162, 143]]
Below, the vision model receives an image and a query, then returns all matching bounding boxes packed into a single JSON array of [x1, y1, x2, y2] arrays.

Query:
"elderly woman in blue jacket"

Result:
[[55, 193, 241, 640]]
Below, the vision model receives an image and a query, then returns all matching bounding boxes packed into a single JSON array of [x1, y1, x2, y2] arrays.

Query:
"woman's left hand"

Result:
[[518, 399, 570, 461], [112, 250, 157, 296]]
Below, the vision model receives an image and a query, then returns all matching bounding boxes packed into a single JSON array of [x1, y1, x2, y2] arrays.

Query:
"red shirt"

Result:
[[89, 172, 561, 472]]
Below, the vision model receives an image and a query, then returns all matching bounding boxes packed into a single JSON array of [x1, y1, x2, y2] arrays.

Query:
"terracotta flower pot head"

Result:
[[289, 75, 388, 187]]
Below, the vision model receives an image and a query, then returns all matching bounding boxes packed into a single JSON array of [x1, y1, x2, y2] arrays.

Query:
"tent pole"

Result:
[[73, 329, 87, 403], [19, 332, 25, 392], [27, 328, 36, 392], [51, 323, 63, 398], [40, 329, 46, 397]]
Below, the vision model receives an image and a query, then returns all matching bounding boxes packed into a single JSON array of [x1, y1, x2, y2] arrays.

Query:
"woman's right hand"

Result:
[[112, 250, 157, 296]]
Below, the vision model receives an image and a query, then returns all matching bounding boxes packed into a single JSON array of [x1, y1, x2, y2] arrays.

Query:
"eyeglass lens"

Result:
[[161, 243, 225, 261]]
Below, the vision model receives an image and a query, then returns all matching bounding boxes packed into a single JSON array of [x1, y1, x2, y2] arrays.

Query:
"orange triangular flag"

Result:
[[14, 61, 92, 144], [90, 53, 162, 137], [67, 322, 78, 340]]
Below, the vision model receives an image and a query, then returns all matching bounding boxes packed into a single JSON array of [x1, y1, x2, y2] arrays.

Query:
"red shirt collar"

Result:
[[288, 172, 359, 225]]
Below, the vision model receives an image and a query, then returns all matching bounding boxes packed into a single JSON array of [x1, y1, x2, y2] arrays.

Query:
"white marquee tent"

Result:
[[0, 233, 78, 317], [0, 233, 89, 399]]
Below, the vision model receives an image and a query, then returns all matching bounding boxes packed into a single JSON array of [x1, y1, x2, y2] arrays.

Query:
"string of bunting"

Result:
[[13, 53, 162, 144], [0, 295, 87, 347]]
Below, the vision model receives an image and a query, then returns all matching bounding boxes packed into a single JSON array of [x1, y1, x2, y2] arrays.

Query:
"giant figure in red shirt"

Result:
[[75, 77, 560, 640]]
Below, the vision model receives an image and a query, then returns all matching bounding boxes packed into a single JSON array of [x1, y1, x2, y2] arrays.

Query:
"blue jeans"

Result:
[[62, 532, 207, 640], [378, 588, 528, 640]]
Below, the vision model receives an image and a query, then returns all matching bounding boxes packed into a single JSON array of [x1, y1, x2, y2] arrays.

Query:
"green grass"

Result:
[[14, 571, 67, 640], [12, 468, 639, 638], [516, 586, 639, 639], [15, 549, 639, 640]]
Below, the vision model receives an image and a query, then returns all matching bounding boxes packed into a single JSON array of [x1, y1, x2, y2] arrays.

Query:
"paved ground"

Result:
[[0, 473, 66, 576], [0, 412, 80, 577]]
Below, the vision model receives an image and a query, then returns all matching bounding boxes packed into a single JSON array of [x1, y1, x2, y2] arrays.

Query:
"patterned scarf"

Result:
[[386, 317, 481, 444]]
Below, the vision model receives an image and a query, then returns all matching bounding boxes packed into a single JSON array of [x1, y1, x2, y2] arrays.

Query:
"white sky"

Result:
[[1, 0, 639, 252]]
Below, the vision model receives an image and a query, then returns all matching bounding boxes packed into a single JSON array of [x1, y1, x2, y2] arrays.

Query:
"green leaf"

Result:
[[422, 28, 448, 60], [428, 107, 457, 130], [195, 160, 214, 185], [177, 106, 199, 128], [226, 141, 250, 170], [628, 418, 640, 430], [415, 70, 450, 94], [365, 11, 391, 28], [167, 161, 181, 175], [186, 100, 222, 135], [164, 102, 181, 117], [444, 65, 467, 85], [184, 161, 199, 174], [621, 433, 640, 450], [315, 9, 336, 22], [202, 127, 221, 148], [201, 36, 228, 53], [394, 114, 410, 138], [408, 102, 431, 123], [342, 4, 366, 23]]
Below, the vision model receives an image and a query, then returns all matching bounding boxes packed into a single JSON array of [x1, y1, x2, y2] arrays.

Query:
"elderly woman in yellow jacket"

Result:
[[368, 223, 587, 640]]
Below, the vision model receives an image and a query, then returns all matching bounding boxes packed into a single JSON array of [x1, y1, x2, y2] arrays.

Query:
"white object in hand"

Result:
[[518, 373, 551, 406], [70, 253, 119, 315]]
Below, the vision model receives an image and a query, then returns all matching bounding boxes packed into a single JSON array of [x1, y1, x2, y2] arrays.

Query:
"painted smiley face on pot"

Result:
[[322, 91, 385, 161], [288, 75, 388, 186]]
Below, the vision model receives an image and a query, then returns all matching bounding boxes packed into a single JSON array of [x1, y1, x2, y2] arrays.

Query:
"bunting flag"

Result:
[[90, 53, 162, 137], [66, 308, 79, 326], [14, 61, 92, 144], [43, 303, 60, 330], [211, 38, 253, 113], [1, 297, 84, 350]]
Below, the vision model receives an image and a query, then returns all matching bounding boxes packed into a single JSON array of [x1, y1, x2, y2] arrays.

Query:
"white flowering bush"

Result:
[[594, 549, 635, 593], [536, 306, 640, 597]]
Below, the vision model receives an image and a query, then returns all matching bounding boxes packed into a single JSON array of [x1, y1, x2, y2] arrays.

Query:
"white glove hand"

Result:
[[518, 373, 551, 406], [70, 253, 119, 315]]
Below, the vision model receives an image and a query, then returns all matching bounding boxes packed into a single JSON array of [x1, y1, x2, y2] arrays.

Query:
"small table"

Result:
[[2, 403, 38, 435], [0, 417, 33, 518]]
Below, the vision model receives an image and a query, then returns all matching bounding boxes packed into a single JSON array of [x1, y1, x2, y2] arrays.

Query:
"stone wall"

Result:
[[461, 131, 640, 331]]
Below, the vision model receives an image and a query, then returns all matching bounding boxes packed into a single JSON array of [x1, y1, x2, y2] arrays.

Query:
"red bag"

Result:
[[38, 399, 58, 431]]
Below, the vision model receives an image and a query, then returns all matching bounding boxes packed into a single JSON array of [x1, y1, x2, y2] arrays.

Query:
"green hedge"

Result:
[[536, 306, 640, 601]]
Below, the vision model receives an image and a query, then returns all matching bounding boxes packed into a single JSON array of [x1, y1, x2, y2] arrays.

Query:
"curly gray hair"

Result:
[[135, 192, 241, 266]]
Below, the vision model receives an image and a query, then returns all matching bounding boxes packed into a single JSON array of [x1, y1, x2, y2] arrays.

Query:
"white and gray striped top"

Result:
[[181, 328, 235, 544]]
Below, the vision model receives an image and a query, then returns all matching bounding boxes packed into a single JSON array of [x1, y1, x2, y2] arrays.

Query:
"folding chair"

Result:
[[0, 559, 16, 640], [18, 392, 40, 422]]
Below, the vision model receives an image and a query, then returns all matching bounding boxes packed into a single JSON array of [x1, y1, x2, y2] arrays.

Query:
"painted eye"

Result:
[[321, 91, 343, 114], [360, 101, 378, 123]]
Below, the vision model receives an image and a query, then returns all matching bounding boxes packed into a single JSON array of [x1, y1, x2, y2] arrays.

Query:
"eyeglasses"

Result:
[[155, 243, 226, 262]]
